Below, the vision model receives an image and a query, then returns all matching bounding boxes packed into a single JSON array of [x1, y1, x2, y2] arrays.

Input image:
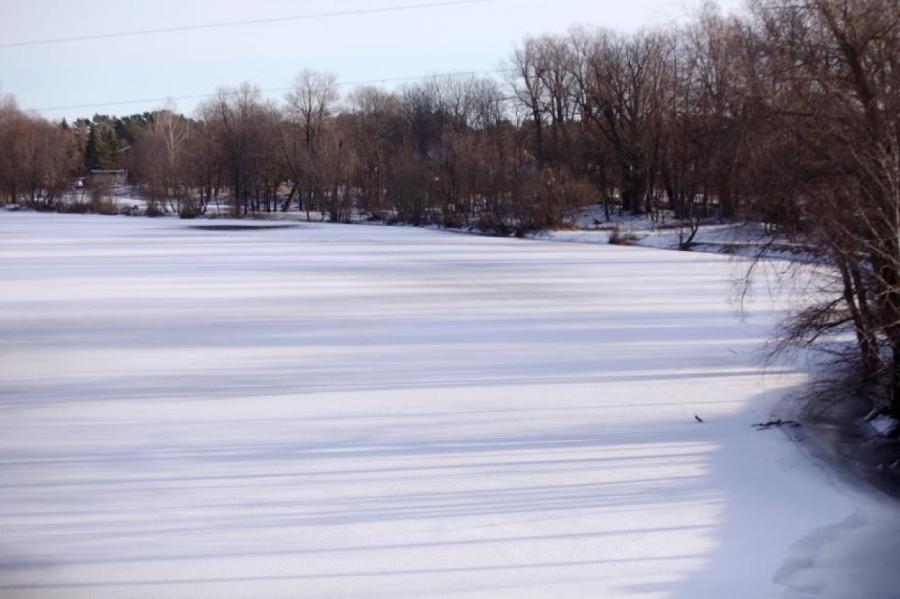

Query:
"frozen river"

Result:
[[0, 213, 897, 598]]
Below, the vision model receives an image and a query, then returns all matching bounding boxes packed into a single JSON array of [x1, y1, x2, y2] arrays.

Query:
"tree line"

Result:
[[1, 0, 899, 418], [0, 1, 806, 231]]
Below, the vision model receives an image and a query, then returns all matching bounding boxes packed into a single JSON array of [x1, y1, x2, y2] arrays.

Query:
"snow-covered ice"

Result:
[[0, 213, 897, 598]]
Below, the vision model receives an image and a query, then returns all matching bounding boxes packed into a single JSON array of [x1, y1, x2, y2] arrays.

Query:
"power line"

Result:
[[0, 0, 495, 49], [32, 69, 518, 113]]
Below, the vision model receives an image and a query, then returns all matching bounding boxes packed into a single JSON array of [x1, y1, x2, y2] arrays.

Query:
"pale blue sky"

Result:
[[1, 0, 744, 121]]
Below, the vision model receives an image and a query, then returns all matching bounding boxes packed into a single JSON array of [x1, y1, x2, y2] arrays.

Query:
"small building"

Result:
[[90, 169, 128, 188]]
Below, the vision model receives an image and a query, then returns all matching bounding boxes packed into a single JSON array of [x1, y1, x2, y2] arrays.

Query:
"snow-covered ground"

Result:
[[531, 207, 781, 256], [0, 213, 897, 598], [531, 220, 748, 251], [518, 205, 820, 263]]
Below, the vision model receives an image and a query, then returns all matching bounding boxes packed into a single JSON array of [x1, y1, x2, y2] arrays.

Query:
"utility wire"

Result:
[[32, 69, 518, 113], [1, 0, 495, 49]]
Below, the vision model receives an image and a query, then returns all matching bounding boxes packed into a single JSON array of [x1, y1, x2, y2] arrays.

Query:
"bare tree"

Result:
[[283, 70, 339, 219], [0, 96, 79, 208], [345, 85, 400, 216], [198, 83, 274, 217], [745, 0, 900, 415]]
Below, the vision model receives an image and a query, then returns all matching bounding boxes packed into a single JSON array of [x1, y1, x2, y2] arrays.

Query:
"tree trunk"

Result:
[[892, 341, 900, 418]]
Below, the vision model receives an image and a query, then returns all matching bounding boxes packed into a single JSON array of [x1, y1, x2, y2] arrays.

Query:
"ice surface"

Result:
[[870, 416, 898, 437], [0, 213, 897, 598]]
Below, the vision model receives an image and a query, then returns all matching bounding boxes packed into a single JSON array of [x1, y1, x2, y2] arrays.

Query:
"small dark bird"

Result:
[[694, 414, 704, 423]]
